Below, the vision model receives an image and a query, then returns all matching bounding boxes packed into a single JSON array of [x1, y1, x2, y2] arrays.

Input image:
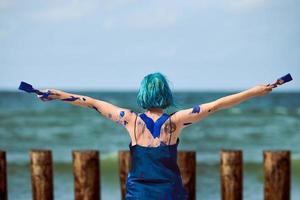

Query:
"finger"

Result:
[[269, 84, 276, 89], [267, 85, 272, 90]]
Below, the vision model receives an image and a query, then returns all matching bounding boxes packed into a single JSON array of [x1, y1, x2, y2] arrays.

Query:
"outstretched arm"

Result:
[[173, 84, 274, 128], [37, 89, 136, 127]]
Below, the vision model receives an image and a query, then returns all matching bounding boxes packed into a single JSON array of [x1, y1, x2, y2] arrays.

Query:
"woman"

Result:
[[37, 72, 275, 200]]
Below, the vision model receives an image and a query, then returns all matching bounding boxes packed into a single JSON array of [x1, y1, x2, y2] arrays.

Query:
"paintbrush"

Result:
[[18, 81, 51, 99], [270, 73, 293, 88]]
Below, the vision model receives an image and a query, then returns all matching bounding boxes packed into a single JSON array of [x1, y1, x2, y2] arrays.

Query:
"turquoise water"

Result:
[[0, 91, 299, 199]]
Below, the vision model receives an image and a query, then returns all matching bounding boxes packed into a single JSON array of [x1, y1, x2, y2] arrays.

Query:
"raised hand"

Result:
[[250, 84, 274, 97]]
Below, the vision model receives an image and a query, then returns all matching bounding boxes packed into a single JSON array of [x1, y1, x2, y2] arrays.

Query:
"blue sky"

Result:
[[0, 0, 299, 91]]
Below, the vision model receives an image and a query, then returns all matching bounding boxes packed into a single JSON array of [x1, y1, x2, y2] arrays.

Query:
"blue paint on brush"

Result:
[[278, 73, 293, 84], [18, 81, 45, 95], [191, 105, 200, 113], [18, 81, 54, 101], [62, 96, 79, 101]]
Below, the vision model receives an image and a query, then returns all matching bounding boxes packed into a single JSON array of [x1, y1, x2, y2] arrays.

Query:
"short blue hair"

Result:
[[137, 72, 176, 109]]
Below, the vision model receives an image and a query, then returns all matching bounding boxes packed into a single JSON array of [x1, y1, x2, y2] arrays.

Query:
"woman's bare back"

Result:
[[125, 112, 181, 147]]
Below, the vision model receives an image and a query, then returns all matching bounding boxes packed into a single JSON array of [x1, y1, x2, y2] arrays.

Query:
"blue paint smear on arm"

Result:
[[62, 96, 80, 101], [120, 111, 125, 117], [192, 105, 200, 113], [92, 106, 101, 114]]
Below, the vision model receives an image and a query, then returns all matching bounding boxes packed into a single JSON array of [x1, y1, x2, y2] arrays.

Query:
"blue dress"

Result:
[[125, 112, 189, 200]]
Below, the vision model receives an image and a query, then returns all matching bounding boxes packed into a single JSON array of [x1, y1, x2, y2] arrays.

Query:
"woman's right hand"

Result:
[[251, 84, 274, 96]]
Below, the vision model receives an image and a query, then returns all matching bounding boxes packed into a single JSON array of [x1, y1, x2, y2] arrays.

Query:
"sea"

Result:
[[0, 91, 299, 200]]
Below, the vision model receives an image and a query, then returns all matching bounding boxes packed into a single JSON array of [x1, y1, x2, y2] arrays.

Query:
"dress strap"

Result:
[[168, 117, 172, 145], [168, 111, 177, 145], [133, 113, 138, 145]]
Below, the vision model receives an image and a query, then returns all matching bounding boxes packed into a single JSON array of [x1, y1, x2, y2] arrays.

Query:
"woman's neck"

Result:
[[145, 108, 164, 115]]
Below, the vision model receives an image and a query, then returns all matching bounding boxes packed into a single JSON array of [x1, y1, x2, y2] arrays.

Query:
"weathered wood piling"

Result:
[[220, 150, 243, 200], [0, 151, 7, 200], [118, 151, 131, 200], [30, 150, 53, 200], [0, 148, 293, 199], [72, 150, 100, 200], [264, 150, 290, 200], [177, 151, 196, 200]]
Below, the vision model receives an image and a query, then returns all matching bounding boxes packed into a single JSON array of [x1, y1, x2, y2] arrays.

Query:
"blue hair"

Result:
[[137, 72, 177, 109]]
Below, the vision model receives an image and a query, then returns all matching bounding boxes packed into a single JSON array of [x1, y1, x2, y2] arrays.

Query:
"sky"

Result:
[[0, 0, 299, 91]]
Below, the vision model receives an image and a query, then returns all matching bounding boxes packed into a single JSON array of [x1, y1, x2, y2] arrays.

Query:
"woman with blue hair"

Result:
[[35, 72, 275, 200]]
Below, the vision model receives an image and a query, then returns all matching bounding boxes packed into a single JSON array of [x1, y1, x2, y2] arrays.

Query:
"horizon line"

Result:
[[1, 88, 299, 93]]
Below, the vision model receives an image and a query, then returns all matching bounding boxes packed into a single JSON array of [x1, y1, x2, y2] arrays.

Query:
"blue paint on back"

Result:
[[139, 113, 170, 138]]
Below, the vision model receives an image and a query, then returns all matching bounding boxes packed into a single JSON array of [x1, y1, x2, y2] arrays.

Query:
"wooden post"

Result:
[[30, 150, 53, 200], [177, 151, 196, 200], [0, 151, 7, 200], [264, 150, 290, 200], [118, 151, 131, 200], [72, 150, 100, 200], [220, 150, 243, 200], [118, 150, 196, 200]]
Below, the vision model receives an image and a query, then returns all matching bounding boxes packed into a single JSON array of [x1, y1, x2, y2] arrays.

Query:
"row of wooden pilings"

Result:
[[0, 149, 290, 200]]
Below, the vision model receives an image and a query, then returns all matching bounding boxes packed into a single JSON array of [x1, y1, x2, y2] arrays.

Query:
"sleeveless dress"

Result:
[[125, 112, 189, 200]]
